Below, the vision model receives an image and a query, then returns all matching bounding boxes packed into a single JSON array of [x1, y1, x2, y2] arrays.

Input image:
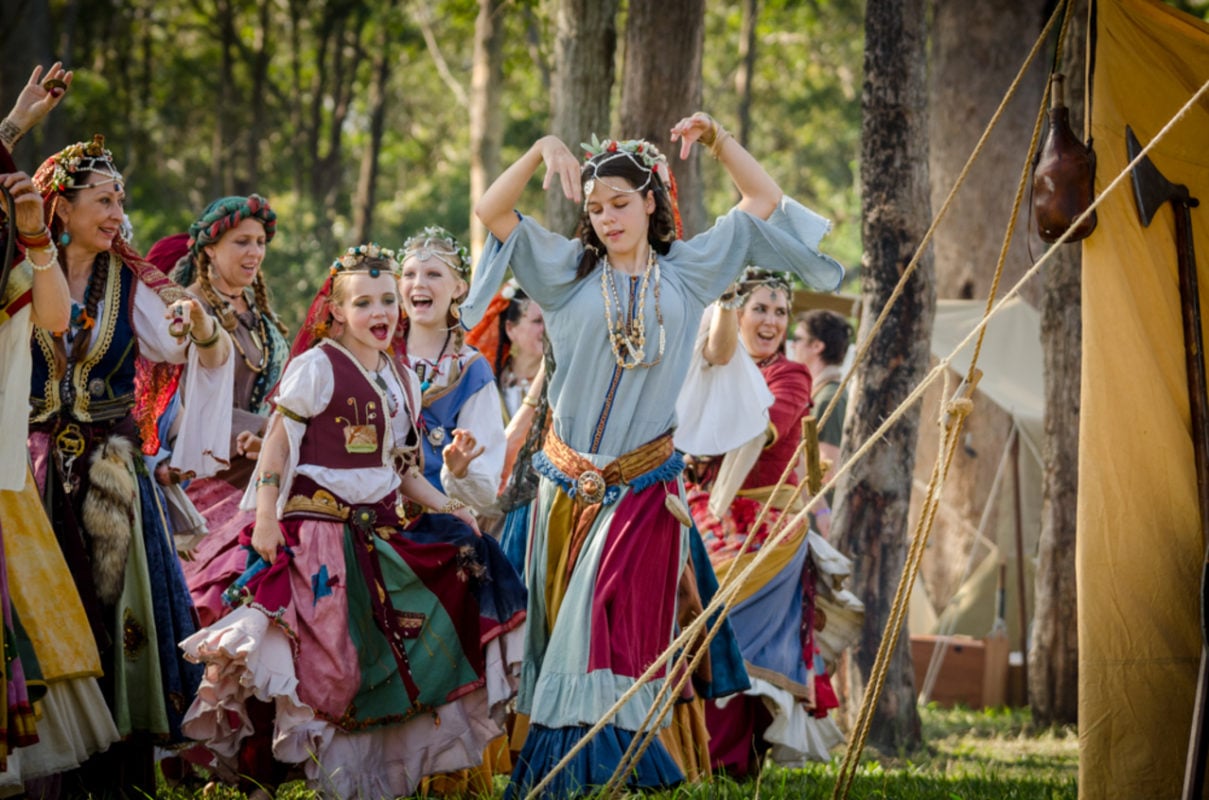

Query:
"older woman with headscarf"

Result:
[[26, 135, 233, 795]]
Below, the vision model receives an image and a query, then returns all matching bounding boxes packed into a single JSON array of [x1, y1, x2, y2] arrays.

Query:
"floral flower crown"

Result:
[[581, 135, 669, 179], [329, 242, 399, 278], [34, 134, 124, 196], [402, 225, 470, 279]]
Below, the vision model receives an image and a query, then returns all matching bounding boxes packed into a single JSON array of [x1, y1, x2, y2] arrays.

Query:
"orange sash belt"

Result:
[[537, 429, 678, 506]]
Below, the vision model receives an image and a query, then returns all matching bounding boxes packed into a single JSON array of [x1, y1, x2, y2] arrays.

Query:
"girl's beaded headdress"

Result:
[[402, 226, 470, 280], [33, 134, 124, 196], [580, 135, 669, 197], [329, 242, 399, 278]]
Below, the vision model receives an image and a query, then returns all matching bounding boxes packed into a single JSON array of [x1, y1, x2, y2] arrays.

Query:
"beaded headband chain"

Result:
[[329, 243, 399, 278], [36, 134, 124, 195], [401, 225, 470, 280], [580, 136, 669, 199]]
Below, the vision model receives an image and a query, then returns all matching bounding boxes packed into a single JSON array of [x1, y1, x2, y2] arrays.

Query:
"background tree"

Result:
[[468, 0, 506, 258], [1031, 0, 1086, 727], [832, 0, 933, 753], [543, 0, 619, 237], [917, 0, 1050, 652], [619, 0, 707, 237]]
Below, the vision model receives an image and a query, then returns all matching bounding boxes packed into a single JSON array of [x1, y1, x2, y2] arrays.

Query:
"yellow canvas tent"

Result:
[[1080, 1, 1209, 797]]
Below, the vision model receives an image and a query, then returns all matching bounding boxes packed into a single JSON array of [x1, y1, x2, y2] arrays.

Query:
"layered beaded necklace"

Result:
[[601, 246, 665, 369]]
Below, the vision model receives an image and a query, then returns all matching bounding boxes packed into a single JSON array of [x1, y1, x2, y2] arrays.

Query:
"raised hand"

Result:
[[538, 136, 582, 204], [669, 112, 719, 161], [4, 63, 73, 141]]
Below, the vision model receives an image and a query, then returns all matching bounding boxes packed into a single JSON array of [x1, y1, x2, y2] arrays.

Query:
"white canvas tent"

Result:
[[910, 296, 1045, 651]]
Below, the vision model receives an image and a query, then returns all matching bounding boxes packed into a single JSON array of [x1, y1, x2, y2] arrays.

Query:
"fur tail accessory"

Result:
[[82, 436, 136, 605]]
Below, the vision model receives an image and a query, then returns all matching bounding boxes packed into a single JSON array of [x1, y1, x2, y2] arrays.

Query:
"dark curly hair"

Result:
[[799, 308, 852, 366], [574, 152, 676, 279]]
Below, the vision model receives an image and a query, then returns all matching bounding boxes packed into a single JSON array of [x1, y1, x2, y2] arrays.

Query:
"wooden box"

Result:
[[910, 633, 1010, 709]]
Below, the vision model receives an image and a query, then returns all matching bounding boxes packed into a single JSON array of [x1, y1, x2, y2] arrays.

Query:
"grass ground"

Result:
[[159, 705, 1077, 799]]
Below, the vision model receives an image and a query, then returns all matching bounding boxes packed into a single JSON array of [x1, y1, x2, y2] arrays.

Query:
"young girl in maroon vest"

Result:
[[180, 244, 526, 800]]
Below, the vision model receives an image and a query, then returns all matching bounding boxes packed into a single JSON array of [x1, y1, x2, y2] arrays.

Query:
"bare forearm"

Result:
[[29, 259, 70, 331], [253, 416, 289, 520], [475, 139, 548, 241], [400, 470, 456, 510], [719, 138, 782, 220], [702, 307, 739, 365]]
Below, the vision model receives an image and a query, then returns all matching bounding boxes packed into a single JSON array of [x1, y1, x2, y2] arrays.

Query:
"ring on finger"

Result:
[[41, 78, 67, 92]]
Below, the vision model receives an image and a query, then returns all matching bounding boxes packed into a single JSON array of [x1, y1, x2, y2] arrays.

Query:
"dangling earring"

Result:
[[58, 232, 71, 246]]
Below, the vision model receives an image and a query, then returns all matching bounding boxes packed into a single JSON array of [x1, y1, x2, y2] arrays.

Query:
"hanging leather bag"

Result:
[[1033, 74, 1098, 242]]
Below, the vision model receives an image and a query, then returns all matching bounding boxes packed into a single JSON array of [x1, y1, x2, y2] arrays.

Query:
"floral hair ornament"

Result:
[[329, 242, 400, 278], [33, 134, 124, 196], [401, 226, 470, 280], [580, 135, 669, 199]]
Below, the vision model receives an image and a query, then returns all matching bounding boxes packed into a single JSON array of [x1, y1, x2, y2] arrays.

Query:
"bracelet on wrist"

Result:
[[18, 228, 51, 249], [521, 394, 540, 409], [189, 323, 221, 349], [709, 128, 732, 160], [255, 470, 281, 490], [0, 117, 23, 149], [26, 240, 58, 271], [698, 115, 719, 148], [437, 497, 466, 514]]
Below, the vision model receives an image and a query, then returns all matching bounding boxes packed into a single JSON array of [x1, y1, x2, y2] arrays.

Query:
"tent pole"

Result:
[[1011, 425, 1030, 697]]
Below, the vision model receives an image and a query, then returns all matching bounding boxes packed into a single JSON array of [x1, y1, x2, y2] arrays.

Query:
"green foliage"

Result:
[[22, 0, 866, 329]]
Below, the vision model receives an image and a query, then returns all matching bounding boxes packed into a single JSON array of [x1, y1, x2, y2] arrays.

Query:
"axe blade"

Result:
[[1127, 124, 1191, 228]]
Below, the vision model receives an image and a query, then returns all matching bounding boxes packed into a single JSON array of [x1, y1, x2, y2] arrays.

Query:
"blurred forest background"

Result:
[[1, 0, 864, 330]]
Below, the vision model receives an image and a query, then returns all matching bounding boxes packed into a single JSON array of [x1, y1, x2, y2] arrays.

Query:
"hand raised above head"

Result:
[[6, 62, 73, 135], [538, 136, 582, 204], [669, 112, 719, 160]]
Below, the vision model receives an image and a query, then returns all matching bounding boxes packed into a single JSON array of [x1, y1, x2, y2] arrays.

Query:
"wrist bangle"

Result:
[[716, 289, 745, 311], [189, 322, 221, 349], [709, 128, 732, 160], [698, 115, 719, 148], [522, 394, 539, 409], [18, 228, 51, 249], [255, 470, 280, 489], [0, 117, 23, 149], [437, 497, 466, 514]]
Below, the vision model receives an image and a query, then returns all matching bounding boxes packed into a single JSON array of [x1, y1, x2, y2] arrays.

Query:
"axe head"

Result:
[[1126, 125, 1191, 228]]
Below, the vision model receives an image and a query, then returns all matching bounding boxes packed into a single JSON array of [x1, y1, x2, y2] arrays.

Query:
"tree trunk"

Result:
[[620, 0, 706, 237], [352, 15, 393, 244], [544, 0, 619, 237], [832, 0, 932, 755], [735, 0, 759, 148], [919, 0, 1049, 635], [469, 0, 505, 259], [1030, 0, 1084, 727], [0, 0, 54, 169], [243, 0, 273, 194]]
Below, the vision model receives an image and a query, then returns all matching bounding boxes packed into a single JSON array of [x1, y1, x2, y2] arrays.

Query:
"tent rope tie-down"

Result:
[[521, 19, 1209, 800]]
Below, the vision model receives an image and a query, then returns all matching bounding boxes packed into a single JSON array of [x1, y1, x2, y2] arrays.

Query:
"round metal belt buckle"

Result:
[[575, 469, 607, 505]]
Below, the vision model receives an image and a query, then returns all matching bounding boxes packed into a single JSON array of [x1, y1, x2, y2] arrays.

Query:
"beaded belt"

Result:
[[533, 429, 683, 506]]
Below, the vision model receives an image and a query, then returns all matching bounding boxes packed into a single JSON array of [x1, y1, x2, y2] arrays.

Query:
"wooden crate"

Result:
[[910, 633, 1010, 709]]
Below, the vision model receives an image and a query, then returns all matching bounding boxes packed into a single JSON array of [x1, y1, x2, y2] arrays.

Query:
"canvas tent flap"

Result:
[[1079, 1, 1209, 797]]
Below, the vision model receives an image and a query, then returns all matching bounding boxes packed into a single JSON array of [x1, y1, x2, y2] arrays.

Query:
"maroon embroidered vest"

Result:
[[297, 344, 390, 469]]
